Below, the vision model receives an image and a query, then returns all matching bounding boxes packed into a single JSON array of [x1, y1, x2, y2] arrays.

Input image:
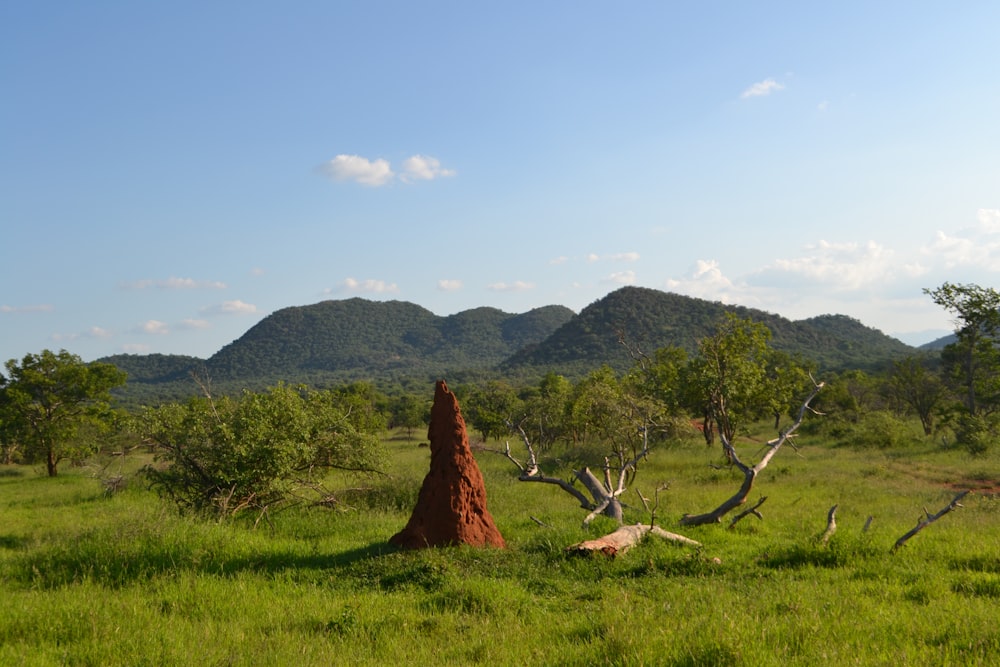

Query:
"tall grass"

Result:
[[1, 427, 998, 665]]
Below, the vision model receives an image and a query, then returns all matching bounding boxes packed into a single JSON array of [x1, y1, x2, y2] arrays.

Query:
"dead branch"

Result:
[[820, 504, 838, 546], [891, 490, 970, 553], [566, 523, 701, 557], [680, 379, 824, 526], [727, 496, 768, 529]]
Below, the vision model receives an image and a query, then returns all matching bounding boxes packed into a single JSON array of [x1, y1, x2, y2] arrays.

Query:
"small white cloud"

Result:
[[201, 300, 259, 316], [606, 270, 636, 285], [818, 100, 830, 111], [586, 252, 640, 263], [741, 78, 785, 99], [122, 343, 150, 354], [487, 281, 535, 292], [667, 260, 737, 297], [126, 277, 226, 290], [140, 320, 169, 335], [549, 256, 569, 265], [180, 318, 211, 330], [87, 326, 113, 339], [401, 155, 456, 182], [322, 154, 394, 187], [437, 279, 462, 291], [335, 278, 400, 294], [250, 267, 266, 277], [1, 304, 54, 313]]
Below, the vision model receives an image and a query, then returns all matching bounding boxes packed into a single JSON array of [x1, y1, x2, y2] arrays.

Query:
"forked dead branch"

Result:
[[680, 378, 825, 526]]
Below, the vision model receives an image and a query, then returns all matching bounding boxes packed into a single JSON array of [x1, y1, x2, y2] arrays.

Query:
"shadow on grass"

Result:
[[9, 538, 407, 590]]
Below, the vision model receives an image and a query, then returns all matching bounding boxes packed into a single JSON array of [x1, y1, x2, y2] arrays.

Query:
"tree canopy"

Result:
[[0, 350, 127, 476]]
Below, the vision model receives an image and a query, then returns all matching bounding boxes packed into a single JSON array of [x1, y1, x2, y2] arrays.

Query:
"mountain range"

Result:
[[101, 286, 929, 406]]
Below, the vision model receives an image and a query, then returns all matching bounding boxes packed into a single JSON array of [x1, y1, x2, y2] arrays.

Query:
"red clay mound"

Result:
[[389, 380, 506, 550]]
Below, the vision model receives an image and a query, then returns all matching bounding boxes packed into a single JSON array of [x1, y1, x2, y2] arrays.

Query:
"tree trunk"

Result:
[[46, 447, 58, 477]]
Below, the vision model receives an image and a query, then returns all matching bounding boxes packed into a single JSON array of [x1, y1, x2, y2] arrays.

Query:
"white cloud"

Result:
[[126, 277, 227, 290], [921, 212, 1000, 271], [401, 155, 456, 182], [759, 240, 910, 291], [437, 279, 462, 291], [250, 267, 266, 277], [586, 252, 640, 263], [1, 304, 53, 313], [122, 343, 150, 354], [336, 278, 399, 294], [606, 270, 636, 285], [977, 208, 1000, 232], [180, 318, 211, 330], [666, 260, 739, 301], [51, 326, 114, 342], [201, 300, 259, 316], [549, 256, 569, 265], [322, 154, 394, 187], [487, 281, 535, 292], [741, 78, 785, 99], [818, 100, 830, 111], [140, 320, 169, 335]]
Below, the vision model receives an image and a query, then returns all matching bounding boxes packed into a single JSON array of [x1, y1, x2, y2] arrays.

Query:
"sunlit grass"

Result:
[[1, 425, 999, 666]]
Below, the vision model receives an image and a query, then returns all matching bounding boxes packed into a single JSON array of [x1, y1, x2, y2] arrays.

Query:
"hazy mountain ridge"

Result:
[[100, 287, 932, 405]]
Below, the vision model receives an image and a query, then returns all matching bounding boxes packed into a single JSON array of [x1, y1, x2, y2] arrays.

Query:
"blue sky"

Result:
[[3, 2, 999, 364]]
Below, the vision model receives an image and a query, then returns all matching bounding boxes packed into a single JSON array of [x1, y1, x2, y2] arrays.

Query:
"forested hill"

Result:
[[206, 298, 575, 381], [102, 299, 577, 403], [502, 286, 914, 374], [101, 288, 916, 405]]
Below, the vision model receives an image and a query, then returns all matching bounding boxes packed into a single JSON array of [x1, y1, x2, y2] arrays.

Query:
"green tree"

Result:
[[925, 282, 1000, 416], [685, 314, 773, 448], [925, 282, 1000, 453], [141, 383, 385, 518], [884, 356, 946, 436], [388, 392, 427, 440], [0, 349, 126, 476], [464, 380, 524, 442]]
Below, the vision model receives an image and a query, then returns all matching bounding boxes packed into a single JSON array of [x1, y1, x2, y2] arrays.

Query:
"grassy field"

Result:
[[1, 428, 999, 666]]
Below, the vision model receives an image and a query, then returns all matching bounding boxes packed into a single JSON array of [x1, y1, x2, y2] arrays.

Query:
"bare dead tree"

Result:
[[891, 490, 970, 553], [680, 378, 824, 527], [490, 420, 654, 525]]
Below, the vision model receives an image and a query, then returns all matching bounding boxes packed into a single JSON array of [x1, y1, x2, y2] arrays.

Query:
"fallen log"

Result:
[[566, 523, 701, 558]]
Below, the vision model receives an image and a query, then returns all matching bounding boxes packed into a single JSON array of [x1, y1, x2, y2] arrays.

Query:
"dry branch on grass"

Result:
[[680, 379, 824, 526], [891, 490, 970, 553], [566, 523, 702, 557]]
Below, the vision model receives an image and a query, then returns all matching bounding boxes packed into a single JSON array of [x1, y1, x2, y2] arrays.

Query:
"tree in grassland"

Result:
[[885, 356, 946, 436], [924, 282, 1000, 452], [684, 313, 774, 449], [0, 349, 126, 476]]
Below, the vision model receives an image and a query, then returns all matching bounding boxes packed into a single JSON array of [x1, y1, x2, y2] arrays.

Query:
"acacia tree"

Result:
[[0, 350, 126, 476], [884, 356, 946, 436], [925, 282, 1000, 452]]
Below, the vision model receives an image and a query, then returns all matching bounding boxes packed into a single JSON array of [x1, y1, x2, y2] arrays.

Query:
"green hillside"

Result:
[[101, 288, 916, 406], [503, 286, 913, 375]]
